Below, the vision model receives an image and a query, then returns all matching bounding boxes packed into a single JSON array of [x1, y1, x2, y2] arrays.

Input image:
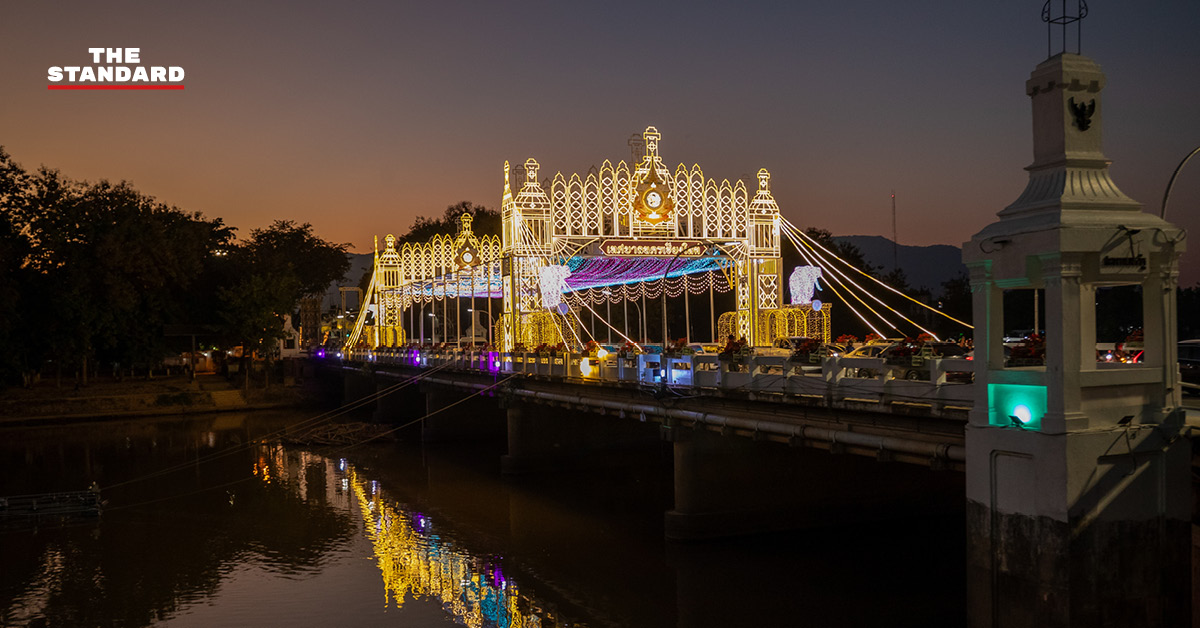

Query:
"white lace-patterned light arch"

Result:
[[347, 126, 806, 351]]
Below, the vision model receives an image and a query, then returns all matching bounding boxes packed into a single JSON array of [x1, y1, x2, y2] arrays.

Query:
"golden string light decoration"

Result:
[[351, 126, 792, 350]]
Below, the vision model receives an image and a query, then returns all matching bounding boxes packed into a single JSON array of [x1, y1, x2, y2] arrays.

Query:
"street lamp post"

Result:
[[660, 240, 717, 349], [605, 288, 642, 344], [606, 290, 612, 344], [1162, 145, 1200, 219]]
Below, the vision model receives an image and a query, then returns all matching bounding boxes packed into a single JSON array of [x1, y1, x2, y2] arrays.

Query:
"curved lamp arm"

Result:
[[1161, 145, 1200, 219]]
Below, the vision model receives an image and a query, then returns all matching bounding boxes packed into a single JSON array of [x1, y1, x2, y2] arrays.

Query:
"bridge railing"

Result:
[[336, 347, 975, 417]]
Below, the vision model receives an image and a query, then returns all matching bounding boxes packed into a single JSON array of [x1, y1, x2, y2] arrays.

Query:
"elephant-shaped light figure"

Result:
[[538, 265, 572, 310], [789, 265, 823, 305]]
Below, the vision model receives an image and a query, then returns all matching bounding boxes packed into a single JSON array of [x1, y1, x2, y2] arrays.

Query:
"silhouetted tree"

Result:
[[785, 228, 880, 339], [399, 201, 500, 243], [935, 272, 973, 339], [217, 221, 349, 387], [0, 148, 33, 383], [878, 267, 909, 292], [0, 146, 349, 388], [787, 228, 875, 278], [10, 158, 233, 384]]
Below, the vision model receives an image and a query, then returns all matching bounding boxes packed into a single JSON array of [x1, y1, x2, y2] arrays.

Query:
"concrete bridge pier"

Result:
[[964, 420, 1191, 627], [420, 385, 505, 443], [341, 370, 377, 419], [371, 378, 424, 428], [501, 403, 662, 474], [663, 427, 963, 540]]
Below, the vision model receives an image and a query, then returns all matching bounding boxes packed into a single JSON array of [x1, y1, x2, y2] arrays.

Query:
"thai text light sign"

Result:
[[599, 239, 707, 258]]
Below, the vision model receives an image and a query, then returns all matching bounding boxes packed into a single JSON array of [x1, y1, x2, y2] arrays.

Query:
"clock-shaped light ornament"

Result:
[[456, 244, 480, 269], [634, 182, 674, 224]]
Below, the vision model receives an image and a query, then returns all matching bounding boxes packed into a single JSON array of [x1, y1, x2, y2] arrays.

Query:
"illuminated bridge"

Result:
[[325, 345, 971, 542], [343, 126, 964, 354], [321, 125, 975, 539], [320, 60, 1194, 624]]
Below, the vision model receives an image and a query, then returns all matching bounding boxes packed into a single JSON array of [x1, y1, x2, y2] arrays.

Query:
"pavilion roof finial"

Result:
[[1041, 0, 1089, 59], [642, 126, 661, 163]]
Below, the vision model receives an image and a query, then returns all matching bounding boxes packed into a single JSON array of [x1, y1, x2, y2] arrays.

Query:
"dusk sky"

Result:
[[3, 1, 1198, 285]]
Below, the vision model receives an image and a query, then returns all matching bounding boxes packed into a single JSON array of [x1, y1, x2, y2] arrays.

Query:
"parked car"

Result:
[[844, 342, 897, 378], [882, 341, 969, 381], [754, 336, 802, 357], [822, 343, 848, 357], [846, 342, 895, 359], [1003, 329, 1044, 344], [756, 337, 844, 358]]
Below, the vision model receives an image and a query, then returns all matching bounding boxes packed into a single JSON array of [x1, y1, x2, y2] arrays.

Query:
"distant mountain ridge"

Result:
[[834, 235, 965, 293]]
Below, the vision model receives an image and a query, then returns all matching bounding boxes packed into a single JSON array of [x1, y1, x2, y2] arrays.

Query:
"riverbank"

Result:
[[0, 373, 314, 427]]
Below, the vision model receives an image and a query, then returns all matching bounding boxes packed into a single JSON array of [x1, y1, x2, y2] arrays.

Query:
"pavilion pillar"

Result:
[[962, 52, 1189, 626]]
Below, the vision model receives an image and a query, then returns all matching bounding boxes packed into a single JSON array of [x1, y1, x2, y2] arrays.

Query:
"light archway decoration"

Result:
[[350, 126, 809, 351], [346, 213, 503, 348], [501, 126, 787, 349]]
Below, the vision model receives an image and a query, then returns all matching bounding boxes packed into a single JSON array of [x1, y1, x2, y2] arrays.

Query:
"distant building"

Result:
[[299, 296, 322, 349], [277, 314, 303, 358]]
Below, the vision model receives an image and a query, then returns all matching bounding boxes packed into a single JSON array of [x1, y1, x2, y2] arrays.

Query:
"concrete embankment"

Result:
[[0, 373, 313, 427]]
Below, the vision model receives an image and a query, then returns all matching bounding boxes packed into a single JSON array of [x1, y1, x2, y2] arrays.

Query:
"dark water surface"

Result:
[[0, 411, 965, 627]]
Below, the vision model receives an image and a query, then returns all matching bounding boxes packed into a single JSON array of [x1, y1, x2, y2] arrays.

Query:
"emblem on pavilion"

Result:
[[632, 127, 675, 225]]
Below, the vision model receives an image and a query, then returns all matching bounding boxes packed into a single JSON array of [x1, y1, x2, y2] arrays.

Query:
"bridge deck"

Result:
[[337, 348, 970, 470]]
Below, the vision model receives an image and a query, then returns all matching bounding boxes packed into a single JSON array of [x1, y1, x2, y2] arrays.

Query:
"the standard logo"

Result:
[[48, 48, 184, 90]]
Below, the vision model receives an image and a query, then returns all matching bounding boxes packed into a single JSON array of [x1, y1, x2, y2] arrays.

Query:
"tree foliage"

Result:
[[0, 147, 348, 386], [219, 221, 350, 357], [783, 228, 875, 280], [399, 201, 500, 243], [936, 272, 972, 335]]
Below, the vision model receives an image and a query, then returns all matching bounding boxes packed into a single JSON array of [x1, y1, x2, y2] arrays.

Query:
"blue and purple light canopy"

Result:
[[402, 255, 727, 299]]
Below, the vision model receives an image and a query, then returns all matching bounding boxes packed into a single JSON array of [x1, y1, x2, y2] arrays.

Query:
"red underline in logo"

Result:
[[47, 85, 185, 90]]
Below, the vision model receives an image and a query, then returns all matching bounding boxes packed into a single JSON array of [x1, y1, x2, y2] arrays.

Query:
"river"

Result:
[[0, 410, 966, 627]]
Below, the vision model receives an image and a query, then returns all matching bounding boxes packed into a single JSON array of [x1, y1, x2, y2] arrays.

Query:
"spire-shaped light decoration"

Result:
[[748, 168, 778, 215], [632, 126, 675, 225]]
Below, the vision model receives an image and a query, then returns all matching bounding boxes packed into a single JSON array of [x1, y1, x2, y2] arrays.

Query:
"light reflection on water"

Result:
[[0, 411, 967, 627], [346, 465, 552, 627], [0, 413, 590, 627], [251, 441, 563, 627]]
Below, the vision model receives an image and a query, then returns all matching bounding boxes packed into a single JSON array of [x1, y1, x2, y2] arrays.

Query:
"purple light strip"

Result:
[[563, 256, 724, 291], [394, 256, 724, 299]]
